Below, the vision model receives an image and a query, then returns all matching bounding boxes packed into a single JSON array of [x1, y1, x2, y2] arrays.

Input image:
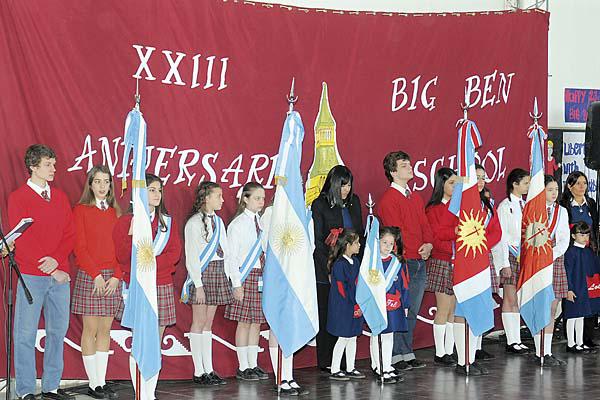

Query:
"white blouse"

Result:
[[497, 193, 525, 267], [548, 204, 570, 261], [184, 212, 241, 288], [227, 209, 265, 272]]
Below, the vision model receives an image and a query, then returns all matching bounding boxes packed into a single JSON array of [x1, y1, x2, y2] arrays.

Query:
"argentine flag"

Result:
[[356, 216, 388, 335], [517, 99, 554, 335], [119, 107, 161, 381], [262, 110, 319, 357]]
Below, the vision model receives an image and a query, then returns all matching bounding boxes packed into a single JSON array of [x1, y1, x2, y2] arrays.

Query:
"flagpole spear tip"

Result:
[[287, 77, 298, 114], [366, 193, 375, 215], [529, 96, 543, 122], [134, 77, 141, 110]]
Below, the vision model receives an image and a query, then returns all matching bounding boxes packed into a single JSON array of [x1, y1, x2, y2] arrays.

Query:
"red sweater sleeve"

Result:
[[113, 215, 133, 280], [485, 211, 503, 249], [377, 192, 400, 228], [51, 192, 75, 272], [426, 205, 454, 255], [156, 219, 182, 276], [73, 206, 101, 278], [416, 195, 434, 244]]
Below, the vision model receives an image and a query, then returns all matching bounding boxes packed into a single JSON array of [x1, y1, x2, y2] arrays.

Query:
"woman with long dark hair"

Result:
[[559, 171, 600, 348], [311, 165, 363, 371]]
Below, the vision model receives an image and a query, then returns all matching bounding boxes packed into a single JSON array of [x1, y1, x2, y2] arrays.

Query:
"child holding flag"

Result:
[[224, 182, 269, 381], [370, 226, 409, 384], [564, 221, 600, 353], [183, 181, 243, 386], [327, 229, 365, 381]]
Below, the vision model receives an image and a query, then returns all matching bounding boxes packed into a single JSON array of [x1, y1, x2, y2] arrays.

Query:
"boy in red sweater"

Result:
[[8, 144, 75, 400], [377, 151, 433, 371]]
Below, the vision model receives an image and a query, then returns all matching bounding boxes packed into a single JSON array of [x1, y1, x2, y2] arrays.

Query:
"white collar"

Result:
[[391, 182, 409, 197], [510, 193, 524, 203], [27, 178, 51, 198], [442, 198, 450, 205], [343, 255, 354, 264], [95, 198, 108, 210], [150, 210, 156, 222], [574, 242, 587, 248], [572, 198, 588, 207], [243, 208, 259, 219]]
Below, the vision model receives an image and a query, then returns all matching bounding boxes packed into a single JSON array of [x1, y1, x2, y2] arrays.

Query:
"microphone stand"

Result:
[[1, 228, 33, 400]]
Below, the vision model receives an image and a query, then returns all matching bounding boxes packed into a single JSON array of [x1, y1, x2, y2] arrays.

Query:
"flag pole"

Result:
[[133, 77, 143, 400], [366, 194, 384, 385], [540, 329, 544, 368], [277, 346, 283, 395], [465, 322, 470, 376]]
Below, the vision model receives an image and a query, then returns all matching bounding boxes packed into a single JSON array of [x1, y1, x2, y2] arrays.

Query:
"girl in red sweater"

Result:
[[425, 168, 458, 367], [71, 165, 122, 399], [113, 173, 181, 399]]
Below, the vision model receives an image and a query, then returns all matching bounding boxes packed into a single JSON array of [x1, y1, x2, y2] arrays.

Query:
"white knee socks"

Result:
[[433, 324, 446, 357], [189, 333, 205, 376], [83, 354, 99, 389], [502, 312, 522, 345], [201, 331, 214, 373], [445, 322, 455, 355]]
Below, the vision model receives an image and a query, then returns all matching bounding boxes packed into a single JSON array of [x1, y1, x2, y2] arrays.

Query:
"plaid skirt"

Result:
[[71, 269, 122, 317], [553, 255, 568, 299], [488, 254, 500, 294], [426, 258, 453, 296], [188, 260, 234, 306], [116, 283, 177, 327], [500, 253, 520, 287], [224, 268, 266, 324]]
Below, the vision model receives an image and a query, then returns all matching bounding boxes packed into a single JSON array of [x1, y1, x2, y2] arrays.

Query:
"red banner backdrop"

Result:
[[0, 1, 548, 379]]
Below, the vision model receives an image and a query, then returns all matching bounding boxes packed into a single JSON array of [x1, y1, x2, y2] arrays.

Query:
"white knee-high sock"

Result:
[[82, 354, 99, 389], [512, 313, 523, 344], [566, 319, 576, 347], [345, 337, 357, 371], [575, 317, 584, 346], [370, 335, 379, 370], [454, 322, 466, 366], [534, 333, 542, 357], [189, 333, 205, 376], [331, 338, 347, 373], [96, 351, 109, 387], [269, 347, 278, 379], [382, 333, 394, 373], [445, 322, 455, 355], [129, 356, 137, 392], [433, 324, 446, 357], [502, 312, 516, 345], [142, 373, 159, 400], [544, 333, 553, 356], [468, 331, 478, 363], [283, 354, 294, 381], [236, 346, 249, 371], [476, 335, 482, 351], [248, 345, 259, 369], [201, 331, 214, 373]]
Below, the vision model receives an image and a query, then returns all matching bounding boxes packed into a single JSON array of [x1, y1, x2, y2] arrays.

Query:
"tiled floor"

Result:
[[58, 334, 600, 399]]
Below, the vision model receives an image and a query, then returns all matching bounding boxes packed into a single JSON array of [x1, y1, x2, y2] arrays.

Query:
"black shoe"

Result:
[[288, 381, 309, 395], [388, 370, 405, 382], [319, 366, 331, 374], [566, 345, 587, 354], [236, 368, 260, 381], [535, 354, 561, 367], [475, 349, 496, 361], [19, 395, 36, 400], [87, 386, 106, 399], [193, 373, 215, 386], [252, 366, 269, 380], [505, 343, 527, 354], [346, 369, 366, 379], [582, 345, 598, 354], [274, 381, 299, 396], [208, 371, 227, 385], [584, 341, 599, 348], [330, 371, 350, 381], [471, 361, 489, 375], [455, 364, 482, 376], [376, 373, 399, 384], [392, 361, 412, 371], [548, 355, 567, 365], [102, 385, 118, 399], [41, 389, 76, 400], [434, 354, 456, 367], [406, 359, 426, 369], [517, 343, 531, 353]]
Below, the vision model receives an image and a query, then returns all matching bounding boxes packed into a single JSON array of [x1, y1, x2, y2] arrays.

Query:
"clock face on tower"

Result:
[[456, 209, 488, 258]]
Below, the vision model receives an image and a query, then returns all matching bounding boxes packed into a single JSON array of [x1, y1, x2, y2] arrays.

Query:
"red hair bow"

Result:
[[325, 228, 344, 247]]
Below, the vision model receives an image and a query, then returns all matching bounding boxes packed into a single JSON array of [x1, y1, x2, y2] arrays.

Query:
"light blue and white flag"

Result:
[[119, 106, 161, 382], [262, 110, 318, 357], [356, 215, 388, 336]]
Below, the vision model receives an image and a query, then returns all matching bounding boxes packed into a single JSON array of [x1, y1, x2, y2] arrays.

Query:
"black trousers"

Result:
[[584, 316, 597, 345], [316, 283, 341, 369]]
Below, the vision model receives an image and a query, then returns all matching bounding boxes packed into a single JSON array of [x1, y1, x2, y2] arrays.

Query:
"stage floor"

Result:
[[60, 334, 600, 400]]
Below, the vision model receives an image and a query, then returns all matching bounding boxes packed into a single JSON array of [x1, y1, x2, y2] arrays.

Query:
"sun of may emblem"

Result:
[[524, 217, 550, 253], [272, 222, 305, 256], [136, 237, 156, 272], [368, 268, 382, 285], [456, 209, 488, 257]]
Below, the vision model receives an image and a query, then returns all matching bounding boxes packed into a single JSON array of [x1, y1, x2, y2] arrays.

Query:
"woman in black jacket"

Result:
[[559, 171, 600, 347], [312, 165, 364, 371]]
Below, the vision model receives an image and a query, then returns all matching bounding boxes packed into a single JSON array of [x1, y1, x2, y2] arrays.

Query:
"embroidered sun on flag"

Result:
[[356, 214, 388, 336], [261, 109, 319, 357], [448, 108, 495, 336], [119, 103, 161, 382], [517, 98, 554, 335]]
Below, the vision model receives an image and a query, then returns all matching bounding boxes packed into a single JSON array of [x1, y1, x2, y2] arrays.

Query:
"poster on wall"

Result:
[[564, 88, 600, 123], [562, 131, 597, 199]]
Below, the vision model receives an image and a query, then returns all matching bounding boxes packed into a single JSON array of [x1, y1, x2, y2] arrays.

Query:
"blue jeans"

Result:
[[14, 274, 70, 396], [393, 259, 427, 361]]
